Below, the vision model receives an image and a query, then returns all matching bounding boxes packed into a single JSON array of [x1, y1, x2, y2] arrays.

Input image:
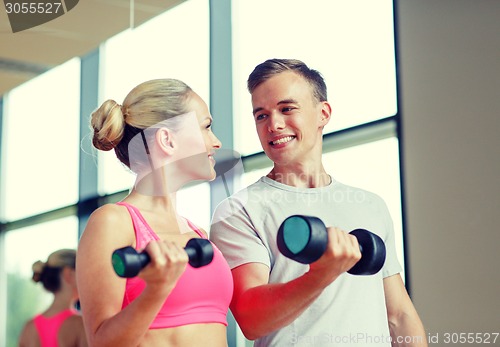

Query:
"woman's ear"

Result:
[[62, 267, 76, 286], [156, 127, 176, 155]]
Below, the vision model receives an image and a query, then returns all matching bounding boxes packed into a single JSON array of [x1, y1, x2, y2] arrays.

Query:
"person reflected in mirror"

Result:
[[19, 249, 87, 347]]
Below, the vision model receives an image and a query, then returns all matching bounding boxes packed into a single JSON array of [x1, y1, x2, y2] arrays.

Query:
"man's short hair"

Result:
[[247, 58, 328, 102]]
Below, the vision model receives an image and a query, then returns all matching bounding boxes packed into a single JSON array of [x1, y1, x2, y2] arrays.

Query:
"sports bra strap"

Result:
[[186, 219, 206, 239], [116, 202, 145, 236], [117, 201, 205, 239]]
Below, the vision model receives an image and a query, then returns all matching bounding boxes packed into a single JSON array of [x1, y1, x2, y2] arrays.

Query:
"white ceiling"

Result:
[[0, 0, 186, 97]]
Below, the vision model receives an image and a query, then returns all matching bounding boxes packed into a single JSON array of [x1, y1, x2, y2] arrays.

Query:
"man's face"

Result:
[[251, 71, 330, 166]]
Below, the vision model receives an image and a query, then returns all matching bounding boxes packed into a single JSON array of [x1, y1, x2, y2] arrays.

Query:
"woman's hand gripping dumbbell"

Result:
[[112, 238, 214, 278], [277, 215, 386, 275]]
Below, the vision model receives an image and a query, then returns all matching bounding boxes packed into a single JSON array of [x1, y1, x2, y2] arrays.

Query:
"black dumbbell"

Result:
[[112, 238, 214, 278], [277, 215, 386, 275]]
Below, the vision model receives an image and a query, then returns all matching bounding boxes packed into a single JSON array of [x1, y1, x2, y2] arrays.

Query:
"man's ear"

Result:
[[319, 101, 332, 128], [156, 127, 175, 155]]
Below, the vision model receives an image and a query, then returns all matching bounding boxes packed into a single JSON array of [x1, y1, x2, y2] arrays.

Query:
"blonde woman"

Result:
[[76, 79, 233, 346]]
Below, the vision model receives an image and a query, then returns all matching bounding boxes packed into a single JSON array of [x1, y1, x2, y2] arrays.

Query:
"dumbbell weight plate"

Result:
[[112, 246, 150, 278], [185, 238, 214, 268], [347, 229, 386, 275], [277, 215, 328, 264]]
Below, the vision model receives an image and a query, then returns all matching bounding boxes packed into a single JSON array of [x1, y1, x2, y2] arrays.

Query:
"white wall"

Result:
[[397, 0, 500, 337]]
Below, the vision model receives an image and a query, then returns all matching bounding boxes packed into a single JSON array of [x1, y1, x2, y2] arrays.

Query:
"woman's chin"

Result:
[[190, 168, 216, 183]]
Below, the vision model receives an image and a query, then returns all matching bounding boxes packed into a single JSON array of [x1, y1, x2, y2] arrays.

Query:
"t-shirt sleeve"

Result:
[[378, 198, 403, 278], [209, 196, 271, 270]]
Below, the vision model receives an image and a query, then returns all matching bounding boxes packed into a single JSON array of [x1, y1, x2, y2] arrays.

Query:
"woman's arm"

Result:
[[76, 204, 188, 347], [18, 320, 37, 347]]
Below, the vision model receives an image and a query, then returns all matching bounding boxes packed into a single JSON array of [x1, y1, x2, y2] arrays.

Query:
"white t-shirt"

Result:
[[210, 176, 402, 347]]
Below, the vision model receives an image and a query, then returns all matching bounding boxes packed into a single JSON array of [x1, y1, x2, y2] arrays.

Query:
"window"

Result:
[[98, 0, 210, 195], [232, 0, 397, 155], [323, 137, 405, 273], [2, 59, 80, 220]]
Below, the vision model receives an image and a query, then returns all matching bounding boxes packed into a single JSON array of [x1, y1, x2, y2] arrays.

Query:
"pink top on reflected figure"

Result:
[[33, 309, 76, 347]]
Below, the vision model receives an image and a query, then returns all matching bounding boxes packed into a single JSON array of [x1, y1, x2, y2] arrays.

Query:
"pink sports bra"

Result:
[[117, 202, 233, 329], [33, 309, 75, 347]]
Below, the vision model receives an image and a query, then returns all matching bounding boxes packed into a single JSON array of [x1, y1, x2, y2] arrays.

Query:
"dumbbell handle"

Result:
[[112, 238, 213, 278]]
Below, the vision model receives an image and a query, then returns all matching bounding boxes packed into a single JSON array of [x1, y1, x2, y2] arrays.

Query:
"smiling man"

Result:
[[210, 58, 428, 347]]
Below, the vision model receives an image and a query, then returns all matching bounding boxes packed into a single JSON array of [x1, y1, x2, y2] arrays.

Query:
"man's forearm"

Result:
[[233, 271, 333, 340], [389, 311, 428, 347]]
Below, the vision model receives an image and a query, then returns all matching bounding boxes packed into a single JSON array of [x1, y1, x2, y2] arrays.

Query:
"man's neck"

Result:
[[267, 165, 331, 188]]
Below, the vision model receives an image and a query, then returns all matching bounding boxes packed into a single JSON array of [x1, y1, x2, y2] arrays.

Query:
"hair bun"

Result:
[[32, 260, 45, 282], [91, 100, 126, 151]]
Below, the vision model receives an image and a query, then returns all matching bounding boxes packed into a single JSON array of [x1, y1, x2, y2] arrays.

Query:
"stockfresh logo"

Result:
[[4, 0, 79, 33]]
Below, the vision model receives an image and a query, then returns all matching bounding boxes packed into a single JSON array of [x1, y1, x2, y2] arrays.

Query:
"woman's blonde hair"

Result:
[[90, 79, 193, 170]]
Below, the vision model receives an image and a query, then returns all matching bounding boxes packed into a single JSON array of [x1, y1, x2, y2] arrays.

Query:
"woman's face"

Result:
[[130, 92, 222, 195], [176, 92, 222, 181]]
